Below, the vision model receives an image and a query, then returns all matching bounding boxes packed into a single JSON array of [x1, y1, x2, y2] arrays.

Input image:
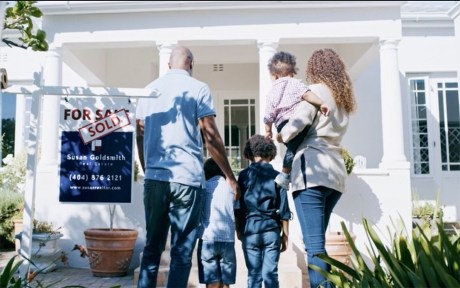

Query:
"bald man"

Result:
[[136, 45, 240, 288]]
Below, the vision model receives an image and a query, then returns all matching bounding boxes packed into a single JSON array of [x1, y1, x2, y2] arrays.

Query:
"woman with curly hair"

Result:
[[278, 48, 356, 288]]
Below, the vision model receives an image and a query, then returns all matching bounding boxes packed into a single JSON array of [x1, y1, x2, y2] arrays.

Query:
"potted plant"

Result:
[[412, 190, 444, 231], [79, 204, 139, 277], [412, 201, 443, 230], [15, 219, 64, 273]]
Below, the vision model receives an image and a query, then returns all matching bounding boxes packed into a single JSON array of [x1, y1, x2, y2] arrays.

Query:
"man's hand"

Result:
[[280, 233, 288, 252], [227, 178, 241, 200]]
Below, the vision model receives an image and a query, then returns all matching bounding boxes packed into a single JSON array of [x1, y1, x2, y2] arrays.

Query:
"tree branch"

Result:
[[2, 38, 28, 50]]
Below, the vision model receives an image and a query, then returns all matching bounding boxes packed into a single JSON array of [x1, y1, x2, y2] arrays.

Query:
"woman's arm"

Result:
[[278, 100, 318, 143]]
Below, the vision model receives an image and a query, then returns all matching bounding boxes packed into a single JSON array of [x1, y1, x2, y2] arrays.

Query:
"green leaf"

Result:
[[28, 7, 43, 18], [363, 219, 410, 287], [0, 255, 24, 287], [309, 264, 352, 287], [316, 253, 360, 279]]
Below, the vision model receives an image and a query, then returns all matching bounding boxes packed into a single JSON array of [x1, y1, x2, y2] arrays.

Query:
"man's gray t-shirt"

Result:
[[136, 69, 215, 188]]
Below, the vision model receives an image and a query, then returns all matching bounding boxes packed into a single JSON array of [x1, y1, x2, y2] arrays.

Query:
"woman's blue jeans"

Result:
[[137, 180, 203, 288], [293, 186, 342, 288]]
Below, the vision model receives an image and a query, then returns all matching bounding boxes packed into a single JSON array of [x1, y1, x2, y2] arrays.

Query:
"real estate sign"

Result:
[[59, 97, 135, 203]]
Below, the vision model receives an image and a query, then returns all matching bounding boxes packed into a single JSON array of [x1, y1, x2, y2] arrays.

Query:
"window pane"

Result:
[[415, 92, 425, 105], [450, 164, 460, 171], [409, 79, 430, 175], [230, 99, 249, 105], [438, 82, 460, 171], [417, 106, 427, 119], [416, 80, 425, 90]]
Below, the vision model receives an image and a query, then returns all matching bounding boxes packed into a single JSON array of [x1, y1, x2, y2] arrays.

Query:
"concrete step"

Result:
[[133, 240, 305, 287]]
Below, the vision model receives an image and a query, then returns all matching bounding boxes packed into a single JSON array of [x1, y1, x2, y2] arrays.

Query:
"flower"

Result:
[[0, 151, 27, 194]]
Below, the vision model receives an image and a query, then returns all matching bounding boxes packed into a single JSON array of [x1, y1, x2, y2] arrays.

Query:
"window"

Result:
[[409, 76, 460, 175], [224, 99, 256, 173]]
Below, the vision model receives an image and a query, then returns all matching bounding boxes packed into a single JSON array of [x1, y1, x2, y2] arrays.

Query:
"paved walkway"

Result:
[[0, 250, 136, 288]]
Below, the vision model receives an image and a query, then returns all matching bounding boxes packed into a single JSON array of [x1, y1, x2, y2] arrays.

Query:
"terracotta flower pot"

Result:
[[326, 231, 356, 266], [13, 219, 23, 252], [84, 228, 138, 277]]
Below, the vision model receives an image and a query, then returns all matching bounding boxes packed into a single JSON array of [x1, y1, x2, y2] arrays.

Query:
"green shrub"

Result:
[[0, 152, 26, 247], [0, 191, 23, 246], [342, 148, 354, 175], [310, 218, 460, 288], [412, 201, 444, 219]]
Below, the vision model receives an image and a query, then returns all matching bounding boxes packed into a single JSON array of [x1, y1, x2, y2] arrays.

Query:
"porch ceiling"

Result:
[[65, 40, 375, 87]]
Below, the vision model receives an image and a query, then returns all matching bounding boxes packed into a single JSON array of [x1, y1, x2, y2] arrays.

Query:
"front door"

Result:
[[409, 75, 460, 220], [223, 99, 256, 174]]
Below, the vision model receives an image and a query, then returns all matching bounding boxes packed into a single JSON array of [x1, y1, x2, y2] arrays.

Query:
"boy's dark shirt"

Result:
[[235, 162, 291, 235]]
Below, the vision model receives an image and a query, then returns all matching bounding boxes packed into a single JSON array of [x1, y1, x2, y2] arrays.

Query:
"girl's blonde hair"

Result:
[[306, 48, 356, 114]]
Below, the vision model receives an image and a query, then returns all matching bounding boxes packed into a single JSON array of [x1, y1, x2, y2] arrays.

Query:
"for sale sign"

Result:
[[59, 97, 135, 203]]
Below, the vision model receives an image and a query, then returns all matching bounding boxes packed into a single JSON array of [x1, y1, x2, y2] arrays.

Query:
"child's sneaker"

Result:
[[275, 172, 290, 190]]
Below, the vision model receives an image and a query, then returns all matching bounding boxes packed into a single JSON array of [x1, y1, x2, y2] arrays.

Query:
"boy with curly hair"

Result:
[[235, 134, 292, 288]]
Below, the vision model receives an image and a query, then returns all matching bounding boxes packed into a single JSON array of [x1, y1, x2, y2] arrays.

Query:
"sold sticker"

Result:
[[78, 109, 130, 144]]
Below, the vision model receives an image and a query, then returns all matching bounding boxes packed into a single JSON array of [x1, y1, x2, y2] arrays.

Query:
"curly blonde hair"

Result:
[[306, 48, 356, 114]]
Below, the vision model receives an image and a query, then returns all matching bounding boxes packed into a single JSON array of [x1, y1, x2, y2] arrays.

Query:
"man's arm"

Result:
[[280, 220, 289, 252], [199, 115, 240, 200], [136, 119, 145, 172]]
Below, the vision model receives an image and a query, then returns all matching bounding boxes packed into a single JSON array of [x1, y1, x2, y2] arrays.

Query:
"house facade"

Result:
[[1, 1, 459, 286]]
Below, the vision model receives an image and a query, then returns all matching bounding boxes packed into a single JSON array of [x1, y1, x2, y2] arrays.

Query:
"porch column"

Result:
[[157, 42, 177, 77], [379, 39, 408, 168], [14, 94, 27, 155], [451, 4, 460, 85], [39, 46, 62, 168], [257, 40, 282, 162]]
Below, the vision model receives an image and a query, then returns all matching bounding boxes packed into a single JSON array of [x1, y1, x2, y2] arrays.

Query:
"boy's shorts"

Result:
[[197, 239, 236, 285]]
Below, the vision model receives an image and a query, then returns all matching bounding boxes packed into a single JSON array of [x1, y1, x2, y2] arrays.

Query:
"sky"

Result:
[[1, 94, 16, 119]]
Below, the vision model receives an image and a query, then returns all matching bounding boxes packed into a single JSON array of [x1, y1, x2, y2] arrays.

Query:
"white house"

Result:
[[1, 1, 459, 287]]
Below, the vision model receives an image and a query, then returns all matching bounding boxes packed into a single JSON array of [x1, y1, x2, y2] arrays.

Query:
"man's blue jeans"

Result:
[[242, 229, 281, 288], [293, 186, 342, 288], [137, 180, 203, 288]]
